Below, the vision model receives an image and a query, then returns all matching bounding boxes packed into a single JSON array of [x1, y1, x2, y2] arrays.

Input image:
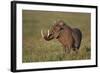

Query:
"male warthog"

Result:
[[41, 20, 82, 54]]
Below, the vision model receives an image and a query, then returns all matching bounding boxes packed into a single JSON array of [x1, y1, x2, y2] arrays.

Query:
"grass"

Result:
[[22, 10, 91, 63]]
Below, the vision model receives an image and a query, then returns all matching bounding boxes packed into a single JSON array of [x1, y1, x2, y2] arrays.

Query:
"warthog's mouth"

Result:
[[41, 29, 54, 41]]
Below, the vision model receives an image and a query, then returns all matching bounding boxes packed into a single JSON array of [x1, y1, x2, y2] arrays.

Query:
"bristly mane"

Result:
[[57, 20, 72, 30]]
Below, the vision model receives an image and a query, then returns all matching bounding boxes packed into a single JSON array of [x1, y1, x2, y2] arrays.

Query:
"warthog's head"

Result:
[[41, 20, 65, 41]]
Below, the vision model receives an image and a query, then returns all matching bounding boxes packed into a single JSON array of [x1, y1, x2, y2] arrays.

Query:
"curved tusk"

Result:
[[41, 29, 44, 38], [47, 29, 50, 37]]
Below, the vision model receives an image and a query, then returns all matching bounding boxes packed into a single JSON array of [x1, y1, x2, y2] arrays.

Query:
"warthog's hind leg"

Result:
[[72, 48, 78, 54]]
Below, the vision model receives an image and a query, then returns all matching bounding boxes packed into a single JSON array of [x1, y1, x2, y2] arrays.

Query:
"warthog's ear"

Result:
[[58, 20, 65, 26], [59, 22, 64, 26]]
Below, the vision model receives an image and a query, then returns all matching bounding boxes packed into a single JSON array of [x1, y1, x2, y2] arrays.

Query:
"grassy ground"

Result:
[[22, 10, 91, 63]]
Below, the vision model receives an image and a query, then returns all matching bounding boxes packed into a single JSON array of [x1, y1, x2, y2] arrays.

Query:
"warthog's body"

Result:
[[41, 20, 82, 53]]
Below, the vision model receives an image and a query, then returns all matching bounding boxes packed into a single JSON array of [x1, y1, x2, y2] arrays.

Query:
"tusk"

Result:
[[47, 29, 50, 37], [41, 29, 44, 38]]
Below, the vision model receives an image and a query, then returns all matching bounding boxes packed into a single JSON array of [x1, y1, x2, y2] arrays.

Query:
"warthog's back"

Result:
[[72, 28, 82, 49]]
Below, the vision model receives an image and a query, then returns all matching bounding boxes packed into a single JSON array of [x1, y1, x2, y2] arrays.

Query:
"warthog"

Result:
[[41, 20, 82, 54]]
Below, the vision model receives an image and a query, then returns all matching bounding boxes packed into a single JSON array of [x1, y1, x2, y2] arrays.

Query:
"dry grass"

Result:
[[22, 10, 91, 63]]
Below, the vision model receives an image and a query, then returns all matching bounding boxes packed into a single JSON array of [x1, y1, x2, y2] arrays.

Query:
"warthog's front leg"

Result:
[[63, 47, 71, 55]]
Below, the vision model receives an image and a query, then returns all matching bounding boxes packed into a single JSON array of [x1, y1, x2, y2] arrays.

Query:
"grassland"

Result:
[[22, 10, 91, 63]]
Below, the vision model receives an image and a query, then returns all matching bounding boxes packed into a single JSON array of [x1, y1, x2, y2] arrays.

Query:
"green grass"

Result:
[[22, 10, 91, 63]]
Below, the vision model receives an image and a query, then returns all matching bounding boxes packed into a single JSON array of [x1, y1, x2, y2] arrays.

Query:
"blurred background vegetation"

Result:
[[22, 10, 91, 63]]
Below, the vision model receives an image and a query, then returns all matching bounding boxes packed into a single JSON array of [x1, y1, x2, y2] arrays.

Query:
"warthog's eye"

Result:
[[60, 27, 63, 30]]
